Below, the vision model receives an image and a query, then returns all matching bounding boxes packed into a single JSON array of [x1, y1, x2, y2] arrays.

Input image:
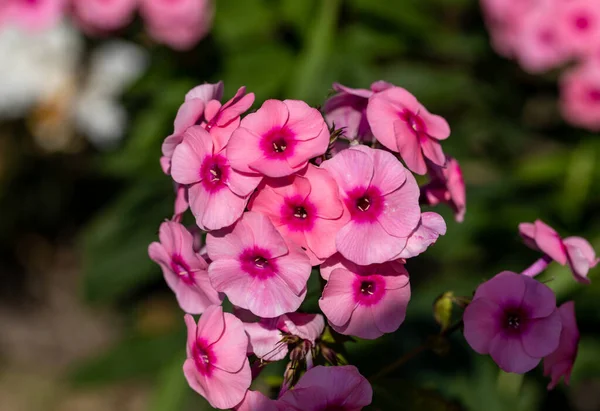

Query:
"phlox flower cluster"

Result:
[[480, 0, 600, 130], [149, 80, 463, 408], [0, 0, 213, 50], [463, 220, 597, 388]]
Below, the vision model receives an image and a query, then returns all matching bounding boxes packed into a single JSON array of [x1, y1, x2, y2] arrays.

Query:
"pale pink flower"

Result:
[[148, 221, 222, 314], [183, 307, 251, 409], [170, 126, 261, 231], [544, 301, 579, 390], [72, 0, 137, 34], [395, 212, 447, 259], [560, 61, 600, 131], [463, 271, 562, 374], [235, 391, 280, 411], [206, 211, 312, 318], [1, 0, 65, 31], [139, 0, 214, 50], [244, 313, 325, 362], [279, 365, 372, 410], [321, 145, 421, 265], [160, 81, 225, 173], [324, 81, 394, 141], [519, 220, 598, 284], [249, 164, 349, 265], [421, 156, 466, 222], [228, 99, 330, 178], [367, 87, 450, 175], [319, 255, 410, 339], [557, 0, 600, 57]]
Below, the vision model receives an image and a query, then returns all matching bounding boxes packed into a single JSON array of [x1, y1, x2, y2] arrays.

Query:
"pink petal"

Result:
[[244, 322, 288, 361], [171, 127, 213, 184], [396, 212, 447, 259], [284, 99, 328, 141], [363, 146, 407, 195], [185, 81, 224, 103], [521, 275, 558, 319], [521, 309, 563, 358], [249, 156, 300, 177], [306, 217, 347, 261], [463, 298, 502, 354], [420, 137, 446, 167], [235, 390, 280, 411], [173, 99, 205, 135], [372, 282, 410, 334], [321, 148, 374, 195], [208, 259, 252, 304], [183, 358, 208, 398], [226, 168, 262, 197], [240, 99, 290, 137], [489, 332, 540, 373], [284, 130, 329, 168], [302, 165, 344, 219], [366, 93, 401, 151], [275, 246, 312, 295], [318, 268, 358, 326], [376, 175, 422, 238], [200, 188, 248, 231], [394, 120, 427, 175], [218, 90, 255, 126], [473, 271, 526, 309], [421, 110, 450, 140], [336, 220, 406, 265], [206, 226, 247, 262], [227, 127, 264, 174], [184, 314, 197, 358], [200, 362, 252, 409], [248, 185, 285, 227], [196, 305, 226, 346], [162, 133, 184, 158], [337, 304, 381, 339], [243, 211, 288, 258], [534, 220, 568, 265], [279, 313, 325, 343], [271, 175, 311, 202], [210, 117, 240, 152], [564, 236, 597, 284], [246, 275, 306, 318], [211, 313, 249, 373], [544, 301, 579, 390], [175, 277, 222, 314], [319, 253, 358, 281], [333, 82, 373, 98]]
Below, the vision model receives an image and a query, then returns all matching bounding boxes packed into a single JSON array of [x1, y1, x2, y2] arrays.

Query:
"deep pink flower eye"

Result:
[[192, 339, 215, 376], [574, 14, 590, 30]]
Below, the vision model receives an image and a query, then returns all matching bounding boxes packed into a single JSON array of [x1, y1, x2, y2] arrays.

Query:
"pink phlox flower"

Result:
[[148, 221, 222, 314], [278, 365, 373, 410], [244, 313, 325, 362], [463, 271, 562, 373], [544, 301, 580, 390], [206, 211, 312, 318], [395, 211, 447, 259], [161, 81, 224, 173], [557, 0, 600, 58], [183, 307, 252, 409], [249, 164, 349, 265], [1, 0, 65, 31], [421, 156, 466, 222], [366, 86, 451, 175], [319, 254, 410, 339], [519, 220, 598, 284], [72, 0, 137, 34], [228, 99, 330, 178], [560, 60, 600, 131], [139, 0, 214, 50], [324, 81, 394, 141], [170, 126, 262, 230], [321, 145, 421, 265]]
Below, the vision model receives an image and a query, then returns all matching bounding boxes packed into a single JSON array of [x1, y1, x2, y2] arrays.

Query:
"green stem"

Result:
[[287, 0, 342, 100]]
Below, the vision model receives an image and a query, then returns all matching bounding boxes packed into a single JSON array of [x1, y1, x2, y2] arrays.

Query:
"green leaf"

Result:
[[149, 351, 192, 411]]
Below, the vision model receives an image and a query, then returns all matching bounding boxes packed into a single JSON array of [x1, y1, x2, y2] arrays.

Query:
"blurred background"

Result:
[[0, 0, 599, 410]]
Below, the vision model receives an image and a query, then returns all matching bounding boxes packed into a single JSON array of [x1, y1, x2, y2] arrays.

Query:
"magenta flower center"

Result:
[[502, 308, 529, 335], [192, 338, 215, 376], [345, 186, 383, 223], [260, 127, 297, 159], [588, 88, 600, 103], [280, 195, 317, 232], [239, 247, 278, 279], [170, 254, 195, 285], [400, 109, 427, 140], [353, 275, 385, 306], [200, 154, 230, 192], [574, 14, 590, 31]]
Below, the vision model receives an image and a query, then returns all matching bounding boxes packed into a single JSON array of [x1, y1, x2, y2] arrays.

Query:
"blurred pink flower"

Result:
[[463, 271, 562, 373], [170, 126, 261, 230], [228, 99, 329, 178], [244, 313, 325, 362], [183, 307, 251, 409], [319, 255, 410, 339], [206, 212, 311, 318], [421, 156, 466, 222], [321, 145, 421, 265], [519, 220, 598, 284], [148, 221, 222, 314], [323, 81, 393, 141], [367, 87, 450, 175], [161, 81, 224, 173], [544, 301, 580, 390], [249, 164, 349, 265], [560, 61, 600, 131], [72, 0, 137, 34], [139, 0, 214, 50], [557, 0, 600, 57], [278, 365, 372, 410], [0, 0, 65, 31]]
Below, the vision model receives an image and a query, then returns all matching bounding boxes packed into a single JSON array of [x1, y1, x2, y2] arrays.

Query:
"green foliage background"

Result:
[[2, 0, 599, 410]]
